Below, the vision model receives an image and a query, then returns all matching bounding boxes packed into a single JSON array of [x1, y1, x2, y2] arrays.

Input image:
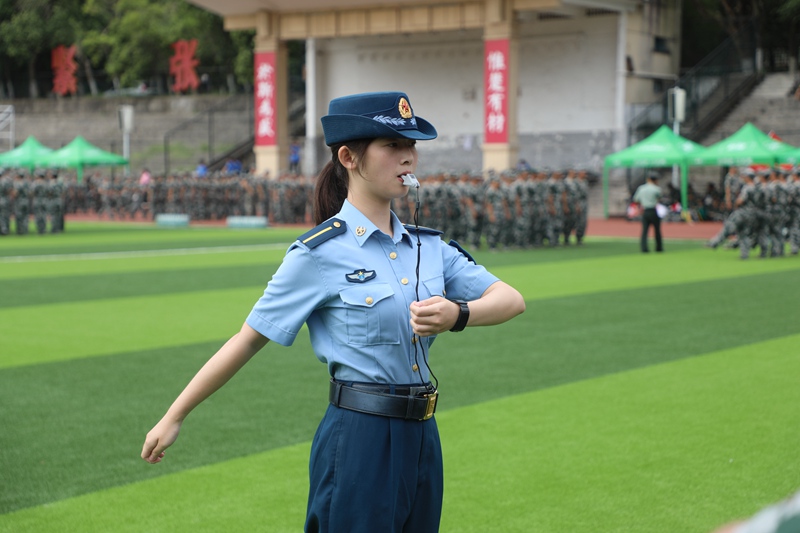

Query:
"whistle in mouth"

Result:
[[401, 173, 420, 188]]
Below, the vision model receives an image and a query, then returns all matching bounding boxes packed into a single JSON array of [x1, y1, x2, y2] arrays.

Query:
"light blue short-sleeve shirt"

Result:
[[246, 199, 499, 384]]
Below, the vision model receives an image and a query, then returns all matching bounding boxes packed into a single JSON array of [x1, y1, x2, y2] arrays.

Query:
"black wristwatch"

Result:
[[449, 300, 470, 332]]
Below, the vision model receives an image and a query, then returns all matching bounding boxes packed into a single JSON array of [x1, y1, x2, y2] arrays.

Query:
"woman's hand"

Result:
[[139, 322, 269, 465], [141, 416, 182, 464], [409, 296, 460, 337]]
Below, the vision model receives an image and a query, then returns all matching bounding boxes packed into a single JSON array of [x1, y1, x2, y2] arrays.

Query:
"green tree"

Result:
[[685, 0, 798, 73], [0, 0, 52, 98], [81, 0, 245, 93], [231, 30, 255, 90]]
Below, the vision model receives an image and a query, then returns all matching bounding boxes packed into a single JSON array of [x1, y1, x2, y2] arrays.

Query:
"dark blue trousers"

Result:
[[305, 404, 443, 533], [641, 207, 663, 252]]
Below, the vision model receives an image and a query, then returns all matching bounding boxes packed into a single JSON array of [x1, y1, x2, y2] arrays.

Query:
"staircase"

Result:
[[702, 73, 800, 145]]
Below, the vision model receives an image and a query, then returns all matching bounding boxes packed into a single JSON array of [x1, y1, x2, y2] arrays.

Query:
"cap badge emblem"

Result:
[[398, 98, 412, 119]]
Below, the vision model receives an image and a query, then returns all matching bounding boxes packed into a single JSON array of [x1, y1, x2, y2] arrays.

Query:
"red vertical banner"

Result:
[[52, 45, 78, 96], [254, 51, 277, 147], [484, 39, 509, 144], [169, 39, 199, 93]]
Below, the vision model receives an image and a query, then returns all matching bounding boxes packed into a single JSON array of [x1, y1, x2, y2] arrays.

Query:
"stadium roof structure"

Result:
[[602, 125, 705, 217], [189, 0, 641, 29], [188, 0, 639, 17]]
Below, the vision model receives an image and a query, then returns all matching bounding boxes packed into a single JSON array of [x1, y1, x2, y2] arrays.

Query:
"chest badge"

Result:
[[356, 226, 366, 237], [346, 269, 376, 283]]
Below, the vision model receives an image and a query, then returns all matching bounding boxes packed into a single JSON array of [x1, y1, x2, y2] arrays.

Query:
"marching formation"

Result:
[[0, 167, 591, 248], [392, 168, 591, 249], [706, 166, 800, 259], [0, 169, 64, 235]]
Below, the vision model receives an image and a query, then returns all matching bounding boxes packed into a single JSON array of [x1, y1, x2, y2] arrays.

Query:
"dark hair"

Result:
[[313, 139, 371, 224]]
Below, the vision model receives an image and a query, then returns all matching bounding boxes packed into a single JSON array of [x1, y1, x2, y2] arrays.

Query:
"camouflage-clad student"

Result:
[[13, 171, 31, 234], [46, 172, 64, 233], [788, 168, 800, 255], [562, 169, 579, 245], [0, 170, 13, 235], [484, 173, 508, 250], [444, 173, 464, 242], [466, 173, 485, 249], [530, 170, 548, 247], [574, 169, 590, 245], [451, 172, 471, 244], [765, 168, 789, 257], [752, 171, 771, 258], [428, 173, 446, 236], [733, 172, 768, 260], [722, 166, 743, 215], [500, 171, 516, 247], [510, 170, 531, 247], [545, 169, 567, 246], [31, 170, 49, 234]]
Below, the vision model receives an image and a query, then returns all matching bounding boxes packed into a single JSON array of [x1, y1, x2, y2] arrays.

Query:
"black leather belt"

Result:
[[329, 379, 438, 421]]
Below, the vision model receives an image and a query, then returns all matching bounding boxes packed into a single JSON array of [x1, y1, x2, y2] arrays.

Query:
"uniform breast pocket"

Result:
[[338, 283, 400, 346], [421, 274, 445, 299]]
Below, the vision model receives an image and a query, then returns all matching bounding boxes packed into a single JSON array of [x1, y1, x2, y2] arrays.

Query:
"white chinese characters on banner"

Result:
[[484, 41, 509, 143], [255, 53, 276, 146]]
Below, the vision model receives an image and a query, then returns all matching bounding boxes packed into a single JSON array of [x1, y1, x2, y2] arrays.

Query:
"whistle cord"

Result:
[[411, 186, 439, 392]]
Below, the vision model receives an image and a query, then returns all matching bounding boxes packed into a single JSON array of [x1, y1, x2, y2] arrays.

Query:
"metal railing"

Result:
[[0, 105, 14, 151], [163, 93, 253, 175], [627, 21, 760, 145]]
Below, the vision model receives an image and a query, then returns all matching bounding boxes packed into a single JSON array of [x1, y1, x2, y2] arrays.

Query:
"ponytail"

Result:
[[312, 139, 372, 224]]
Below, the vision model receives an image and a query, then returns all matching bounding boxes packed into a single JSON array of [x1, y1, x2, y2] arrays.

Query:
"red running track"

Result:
[[65, 214, 722, 241]]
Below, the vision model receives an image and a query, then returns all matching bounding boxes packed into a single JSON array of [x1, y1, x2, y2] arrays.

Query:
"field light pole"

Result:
[[668, 87, 687, 211], [119, 104, 134, 176]]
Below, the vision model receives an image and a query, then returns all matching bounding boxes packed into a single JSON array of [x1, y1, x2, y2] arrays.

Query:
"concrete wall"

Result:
[[0, 94, 251, 174], [315, 12, 623, 174]]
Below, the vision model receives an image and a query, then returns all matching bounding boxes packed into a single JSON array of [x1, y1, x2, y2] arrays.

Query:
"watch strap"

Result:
[[449, 300, 470, 332]]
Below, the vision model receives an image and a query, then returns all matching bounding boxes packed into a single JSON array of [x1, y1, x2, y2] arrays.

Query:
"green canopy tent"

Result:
[[777, 148, 800, 165], [0, 136, 54, 171], [602, 125, 706, 218], [690, 122, 796, 167], [38, 136, 128, 182]]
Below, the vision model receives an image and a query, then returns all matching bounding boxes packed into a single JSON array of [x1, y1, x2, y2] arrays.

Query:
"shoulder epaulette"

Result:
[[448, 239, 477, 264], [296, 218, 347, 248], [403, 224, 443, 236]]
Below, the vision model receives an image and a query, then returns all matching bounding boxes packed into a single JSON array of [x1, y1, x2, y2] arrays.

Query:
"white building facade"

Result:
[[189, 0, 681, 178]]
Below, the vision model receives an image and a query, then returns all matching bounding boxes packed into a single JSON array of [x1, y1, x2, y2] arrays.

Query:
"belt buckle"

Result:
[[422, 391, 438, 420]]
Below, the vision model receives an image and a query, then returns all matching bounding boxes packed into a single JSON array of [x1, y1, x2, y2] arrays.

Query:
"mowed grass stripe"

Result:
[[0, 339, 327, 515], [439, 332, 800, 533], [0, 223, 301, 257], [492, 246, 800, 302], [0, 234, 652, 282], [2, 335, 797, 532], [3, 252, 800, 368], [0, 288, 261, 368], [3, 270, 800, 513], [6, 242, 798, 308], [0, 244, 289, 277], [0, 264, 280, 308]]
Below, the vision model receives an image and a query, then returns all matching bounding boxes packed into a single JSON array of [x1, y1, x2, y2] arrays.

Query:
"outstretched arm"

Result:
[[141, 322, 269, 464], [409, 281, 525, 337]]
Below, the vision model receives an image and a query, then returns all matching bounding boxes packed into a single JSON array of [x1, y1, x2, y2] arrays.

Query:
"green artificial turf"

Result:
[[0, 223, 301, 258], [1, 222, 799, 532], [2, 335, 798, 532]]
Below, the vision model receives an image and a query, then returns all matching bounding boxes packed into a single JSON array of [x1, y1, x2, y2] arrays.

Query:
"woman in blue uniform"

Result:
[[141, 91, 525, 532]]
